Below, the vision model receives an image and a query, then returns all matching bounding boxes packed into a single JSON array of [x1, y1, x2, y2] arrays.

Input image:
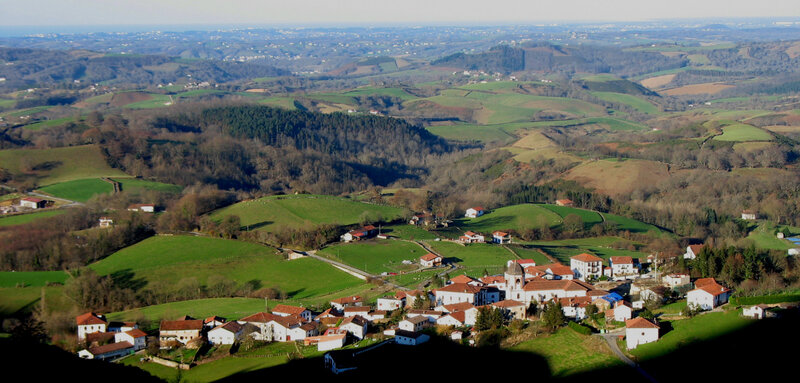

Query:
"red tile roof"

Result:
[[331, 296, 363, 305], [558, 296, 592, 307], [492, 231, 509, 237], [160, 320, 203, 331], [523, 279, 593, 292], [571, 253, 602, 263], [76, 312, 106, 326], [87, 341, 133, 355], [694, 277, 718, 288], [548, 264, 574, 276], [22, 197, 44, 203], [272, 304, 308, 316], [688, 244, 704, 255], [610, 256, 633, 264], [420, 253, 441, 261], [464, 231, 479, 236], [449, 275, 480, 285], [436, 282, 482, 294], [444, 311, 466, 324], [204, 316, 226, 324], [626, 317, 660, 329], [442, 302, 476, 312], [492, 300, 525, 308], [241, 312, 281, 323], [86, 332, 115, 344], [125, 329, 148, 338], [480, 275, 506, 284]]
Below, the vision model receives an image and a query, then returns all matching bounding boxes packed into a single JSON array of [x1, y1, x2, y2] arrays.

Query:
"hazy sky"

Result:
[[3, 0, 800, 27]]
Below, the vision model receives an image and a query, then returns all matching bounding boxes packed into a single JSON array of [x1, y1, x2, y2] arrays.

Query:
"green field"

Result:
[[124, 93, 173, 109], [455, 204, 564, 234], [89, 235, 365, 301], [258, 96, 297, 110], [381, 223, 439, 240], [530, 237, 647, 264], [0, 144, 127, 186], [427, 241, 515, 275], [745, 222, 794, 250], [630, 311, 751, 361], [0, 209, 66, 227], [0, 286, 71, 316], [511, 327, 623, 376], [37, 178, 113, 202], [317, 240, 426, 274], [590, 92, 660, 114], [114, 178, 183, 194], [713, 124, 773, 141], [426, 123, 518, 142], [540, 205, 603, 228], [601, 213, 663, 234], [107, 297, 273, 327], [511, 246, 554, 265], [209, 195, 403, 232], [0, 271, 68, 287], [387, 268, 443, 288], [22, 117, 77, 131]]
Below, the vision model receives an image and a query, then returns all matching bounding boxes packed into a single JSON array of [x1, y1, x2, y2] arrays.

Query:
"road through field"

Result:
[[598, 331, 658, 383]]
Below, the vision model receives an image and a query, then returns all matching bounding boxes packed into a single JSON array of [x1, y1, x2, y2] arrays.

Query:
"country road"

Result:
[[597, 331, 658, 383]]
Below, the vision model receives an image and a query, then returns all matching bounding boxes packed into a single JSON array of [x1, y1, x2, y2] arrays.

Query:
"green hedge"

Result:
[[730, 294, 800, 306], [568, 321, 593, 335]]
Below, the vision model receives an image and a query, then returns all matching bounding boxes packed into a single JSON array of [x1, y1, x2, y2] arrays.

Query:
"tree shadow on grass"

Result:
[[109, 268, 147, 291], [243, 220, 273, 231]]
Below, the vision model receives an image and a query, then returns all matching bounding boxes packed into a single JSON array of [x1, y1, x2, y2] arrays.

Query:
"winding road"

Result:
[[597, 331, 659, 383]]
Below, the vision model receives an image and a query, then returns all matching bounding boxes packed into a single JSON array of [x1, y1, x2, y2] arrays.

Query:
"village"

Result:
[[70, 204, 789, 375]]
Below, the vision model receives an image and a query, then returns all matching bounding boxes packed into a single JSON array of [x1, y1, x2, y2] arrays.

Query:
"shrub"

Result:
[[568, 321, 592, 335]]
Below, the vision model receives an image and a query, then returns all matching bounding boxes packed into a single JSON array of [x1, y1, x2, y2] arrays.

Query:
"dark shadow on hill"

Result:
[[244, 220, 273, 231], [219, 337, 551, 381], [443, 256, 463, 264], [32, 161, 62, 172], [463, 215, 514, 229], [109, 269, 147, 291], [285, 288, 306, 299], [0, 338, 162, 383]]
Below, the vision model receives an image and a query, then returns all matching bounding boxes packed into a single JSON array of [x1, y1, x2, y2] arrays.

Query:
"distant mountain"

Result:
[[0, 47, 289, 90], [432, 43, 687, 77]]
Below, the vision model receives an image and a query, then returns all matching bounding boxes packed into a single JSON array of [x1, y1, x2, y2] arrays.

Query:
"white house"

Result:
[[77, 341, 134, 361], [98, 217, 114, 228], [460, 231, 485, 244], [522, 279, 594, 304], [609, 256, 637, 280], [394, 330, 430, 346], [420, 253, 442, 267], [330, 296, 363, 311], [741, 210, 757, 220], [555, 199, 574, 207], [338, 316, 368, 339], [399, 316, 431, 332], [304, 333, 346, 351], [559, 296, 592, 320], [76, 312, 108, 340], [159, 319, 204, 345], [687, 278, 731, 311], [377, 295, 405, 311], [612, 302, 633, 322], [272, 304, 312, 322], [684, 244, 704, 260], [20, 197, 46, 209], [343, 306, 371, 318], [492, 231, 511, 244], [465, 207, 485, 218], [570, 253, 603, 281], [436, 311, 466, 327], [625, 317, 660, 349], [207, 321, 243, 345], [127, 204, 155, 213], [743, 304, 769, 319], [491, 300, 527, 320], [113, 329, 147, 351], [406, 309, 442, 322], [663, 274, 690, 288]]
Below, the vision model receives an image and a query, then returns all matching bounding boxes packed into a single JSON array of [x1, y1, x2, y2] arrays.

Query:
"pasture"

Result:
[[457, 204, 563, 233], [529, 237, 648, 264], [563, 159, 670, 197], [0, 144, 127, 186], [510, 327, 623, 377], [589, 92, 660, 114], [427, 241, 516, 275], [540, 205, 603, 227], [662, 82, 734, 96], [89, 235, 365, 300], [209, 194, 403, 232], [114, 177, 183, 194], [0, 270, 68, 287], [0, 209, 66, 227], [37, 178, 113, 202], [317, 240, 427, 274], [713, 123, 773, 142]]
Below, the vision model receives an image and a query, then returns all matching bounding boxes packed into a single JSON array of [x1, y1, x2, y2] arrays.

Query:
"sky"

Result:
[[2, 0, 800, 28]]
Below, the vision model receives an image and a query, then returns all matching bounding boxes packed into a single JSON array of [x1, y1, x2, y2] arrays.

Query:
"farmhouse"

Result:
[[449, 274, 484, 286], [98, 217, 114, 228], [492, 231, 511, 244], [743, 304, 770, 319], [434, 283, 492, 306], [741, 210, 757, 220], [687, 278, 731, 310], [460, 231, 485, 244], [522, 279, 594, 303], [330, 295, 364, 311], [609, 256, 638, 280], [420, 252, 442, 267], [570, 253, 603, 281], [20, 197, 46, 209], [77, 341, 134, 361], [399, 316, 431, 332], [343, 306, 371, 318], [76, 312, 107, 340], [304, 333, 346, 352], [339, 315, 368, 339], [555, 199, 574, 207], [113, 329, 147, 351], [663, 274, 690, 288], [436, 311, 467, 327], [406, 309, 442, 322], [684, 244, 704, 260], [159, 319, 204, 345], [272, 304, 312, 322], [340, 225, 378, 242], [465, 207, 485, 218], [394, 330, 430, 346], [559, 296, 592, 320], [127, 204, 155, 213], [491, 299, 527, 320], [204, 316, 226, 329], [610, 301, 633, 322], [208, 321, 243, 345], [625, 317, 660, 349]]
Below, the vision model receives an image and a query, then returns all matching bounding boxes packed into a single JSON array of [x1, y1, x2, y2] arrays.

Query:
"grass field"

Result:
[[509, 246, 553, 265], [745, 222, 794, 250], [602, 213, 663, 234], [510, 327, 622, 376], [0, 209, 66, 227], [317, 240, 426, 274], [426, 122, 518, 142], [630, 311, 750, 361], [107, 298, 273, 326], [590, 92, 660, 114], [454, 204, 564, 234], [0, 144, 127, 186], [114, 178, 183, 194], [89, 235, 365, 301], [209, 195, 403, 232], [0, 270, 68, 287], [0, 286, 71, 316], [427, 241, 515, 275], [258, 96, 297, 110], [713, 123, 773, 142], [387, 268, 443, 288], [381, 224, 439, 240], [540, 205, 603, 228], [124, 93, 172, 109], [22, 117, 77, 131], [662, 82, 734, 96], [37, 178, 113, 202]]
